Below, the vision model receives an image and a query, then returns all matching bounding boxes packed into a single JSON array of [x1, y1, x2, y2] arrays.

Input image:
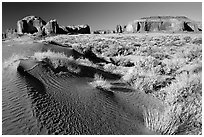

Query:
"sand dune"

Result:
[[4, 33, 201, 134], [15, 57, 164, 134]]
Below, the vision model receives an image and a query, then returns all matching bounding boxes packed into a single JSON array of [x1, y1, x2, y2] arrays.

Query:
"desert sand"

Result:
[[2, 32, 202, 135]]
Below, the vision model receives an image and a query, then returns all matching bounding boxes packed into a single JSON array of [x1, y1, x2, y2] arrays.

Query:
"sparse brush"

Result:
[[192, 37, 202, 45], [33, 50, 71, 61], [162, 58, 188, 75], [144, 99, 202, 135], [32, 50, 81, 73], [103, 63, 128, 75], [33, 34, 201, 135], [143, 71, 202, 135], [143, 104, 182, 135], [76, 57, 97, 67], [183, 36, 192, 43], [110, 56, 134, 67], [89, 74, 112, 90], [122, 67, 137, 82], [173, 44, 202, 61]]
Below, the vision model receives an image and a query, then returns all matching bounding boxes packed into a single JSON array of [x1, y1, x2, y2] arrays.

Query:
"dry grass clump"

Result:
[[110, 56, 134, 67], [33, 50, 70, 61], [32, 50, 104, 75], [143, 72, 202, 135], [121, 55, 168, 95], [33, 50, 81, 74], [122, 65, 172, 95], [89, 74, 112, 91], [143, 103, 201, 135], [162, 58, 188, 75]]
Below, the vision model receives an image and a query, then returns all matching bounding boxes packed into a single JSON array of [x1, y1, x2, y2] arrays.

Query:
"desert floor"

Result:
[[2, 33, 202, 135]]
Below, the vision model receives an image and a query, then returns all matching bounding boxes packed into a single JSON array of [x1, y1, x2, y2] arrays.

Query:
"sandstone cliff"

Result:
[[16, 15, 91, 36], [125, 16, 201, 33], [17, 16, 46, 34]]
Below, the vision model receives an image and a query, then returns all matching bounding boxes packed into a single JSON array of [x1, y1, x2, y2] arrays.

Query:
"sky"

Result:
[[2, 2, 202, 32]]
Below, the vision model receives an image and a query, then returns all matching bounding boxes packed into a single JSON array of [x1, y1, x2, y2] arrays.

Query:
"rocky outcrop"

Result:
[[2, 28, 17, 39], [58, 26, 69, 34], [125, 16, 201, 33], [43, 19, 59, 35], [78, 25, 91, 34], [197, 22, 202, 31], [17, 16, 46, 34], [116, 25, 123, 33], [93, 30, 105, 34], [2, 33, 6, 39], [66, 24, 91, 34], [93, 30, 115, 34], [16, 16, 91, 36], [6, 28, 17, 36]]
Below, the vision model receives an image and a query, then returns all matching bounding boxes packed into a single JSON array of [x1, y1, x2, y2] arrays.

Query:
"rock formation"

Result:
[[116, 25, 123, 33], [43, 19, 59, 35], [66, 24, 91, 34], [16, 16, 91, 35], [2, 28, 17, 39], [125, 16, 202, 33], [196, 21, 202, 31], [58, 26, 69, 34], [2, 33, 6, 39], [77, 24, 91, 34], [93, 30, 115, 34], [9, 15, 201, 38], [17, 16, 46, 34]]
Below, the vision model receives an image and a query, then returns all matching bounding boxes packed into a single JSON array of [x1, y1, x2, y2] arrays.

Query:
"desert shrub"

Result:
[[183, 36, 192, 43], [33, 50, 70, 61], [161, 58, 188, 75], [144, 72, 202, 135], [152, 52, 171, 60], [182, 45, 202, 61], [103, 63, 129, 76], [72, 43, 93, 55], [102, 44, 133, 57], [103, 63, 117, 72], [164, 72, 201, 103], [144, 102, 201, 135], [176, 61, 202, 74], [137, 46, 153, 56], [110, 57, 134, 67], [132, 56, 161, 71], [89, 74, 111, 90], [174, 44, 202, 60], [75, 57, 98, 67], [33, 50, 81, 74], [122, 61, 171, 95], [123, 68, 173, 95], [192, 37, 202, 45], [172, 39, 185, 46]]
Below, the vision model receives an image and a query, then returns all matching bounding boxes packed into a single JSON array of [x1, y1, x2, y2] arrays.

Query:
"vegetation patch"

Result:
[[33, 50, 81, 74], [89, 74, 112, 91], [42, 33, 202, 135]]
